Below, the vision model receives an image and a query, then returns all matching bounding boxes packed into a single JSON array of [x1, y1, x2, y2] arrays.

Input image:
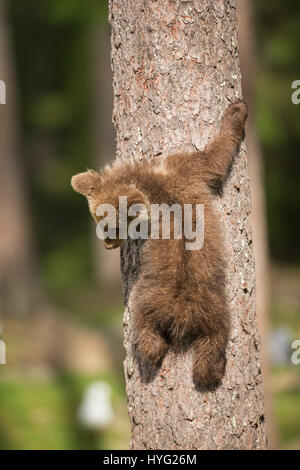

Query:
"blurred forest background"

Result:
[[0, 0, 299, 449]]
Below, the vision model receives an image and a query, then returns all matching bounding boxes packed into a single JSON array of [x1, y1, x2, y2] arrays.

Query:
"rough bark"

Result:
[[109, 0, 267, 449], [0, 0, 41, 315]]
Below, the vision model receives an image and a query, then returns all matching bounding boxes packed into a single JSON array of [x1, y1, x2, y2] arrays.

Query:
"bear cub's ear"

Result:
[[71, 170, 101, 197]]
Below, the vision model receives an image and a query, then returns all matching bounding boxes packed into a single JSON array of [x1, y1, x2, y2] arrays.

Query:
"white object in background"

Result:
[[77, 381, 114, 429], [269, 326, 293, 366]]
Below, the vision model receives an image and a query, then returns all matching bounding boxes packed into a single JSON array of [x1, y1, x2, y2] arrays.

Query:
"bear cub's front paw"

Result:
[[224, 99, 248, 129]]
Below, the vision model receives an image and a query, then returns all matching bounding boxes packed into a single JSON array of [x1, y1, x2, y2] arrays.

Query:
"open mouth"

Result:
[[104, 238, 123, 250], [104, 240, 115, 250], [102, 226, 124, 250], [104, 241, 114, 250]]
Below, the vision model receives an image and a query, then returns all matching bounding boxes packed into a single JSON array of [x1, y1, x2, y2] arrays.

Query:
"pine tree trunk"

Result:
[[109, 0, 267, 449]]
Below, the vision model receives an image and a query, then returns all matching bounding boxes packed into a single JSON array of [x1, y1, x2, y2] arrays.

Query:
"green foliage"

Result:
[[273, 369, 300, 448], [0, 372, 129, 450], [270, 268, 300, 448], [8, 1, 110, 292], [254, 0, 300, 262]]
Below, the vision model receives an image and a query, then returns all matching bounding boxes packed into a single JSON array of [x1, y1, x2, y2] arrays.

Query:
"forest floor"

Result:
[[269, 266, 300, 449], [0, 266, 299, 449]]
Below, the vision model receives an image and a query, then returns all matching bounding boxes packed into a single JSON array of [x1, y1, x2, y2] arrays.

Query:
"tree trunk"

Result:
[[237, 0, 275, 448], [109, 0, 267, 450], [0, 0, 41, 315]]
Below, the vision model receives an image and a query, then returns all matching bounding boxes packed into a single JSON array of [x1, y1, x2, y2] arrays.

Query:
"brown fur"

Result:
[[71, 100, 248, 386]]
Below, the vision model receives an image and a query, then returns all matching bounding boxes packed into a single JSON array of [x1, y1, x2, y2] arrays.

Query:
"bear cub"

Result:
[[71, 100, 248, 386]]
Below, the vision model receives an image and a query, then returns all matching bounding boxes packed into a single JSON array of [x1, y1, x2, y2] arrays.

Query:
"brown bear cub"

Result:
[[71, 100, 248, 386]]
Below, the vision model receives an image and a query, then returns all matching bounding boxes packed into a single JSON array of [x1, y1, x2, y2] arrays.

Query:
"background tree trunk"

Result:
[[109, 0, 267, 449], [237, 0, 276, 448], [0, 0, 41, 316]]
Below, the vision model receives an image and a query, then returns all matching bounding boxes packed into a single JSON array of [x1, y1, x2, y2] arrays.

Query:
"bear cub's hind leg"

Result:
[[134, 323, 169, 367], [192, 330, 228, 386]]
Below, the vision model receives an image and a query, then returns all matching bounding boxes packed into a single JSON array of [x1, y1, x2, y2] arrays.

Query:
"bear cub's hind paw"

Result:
[[193, 354, 226, 387]]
